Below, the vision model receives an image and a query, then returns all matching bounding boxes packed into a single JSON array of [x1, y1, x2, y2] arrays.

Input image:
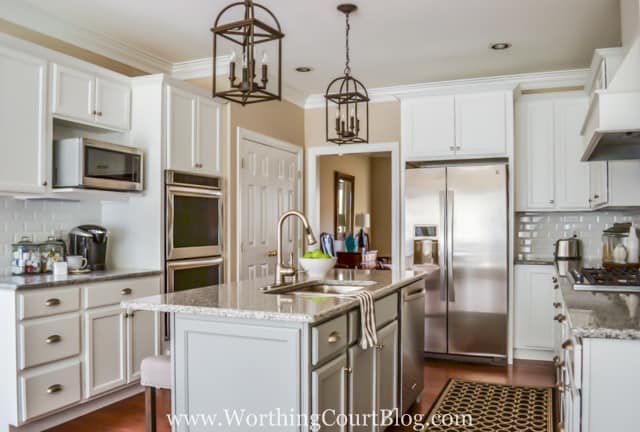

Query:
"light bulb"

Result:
[[335, 110, 340, 119], [230, 51, 236, 62], [261, 51, 268, 64]]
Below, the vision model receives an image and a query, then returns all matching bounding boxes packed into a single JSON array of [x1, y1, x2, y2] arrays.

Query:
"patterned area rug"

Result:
[[424, 379, 553, 431]]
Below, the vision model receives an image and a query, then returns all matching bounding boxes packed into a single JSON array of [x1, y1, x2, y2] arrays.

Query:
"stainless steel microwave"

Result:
[[53, 137, 144, 192]]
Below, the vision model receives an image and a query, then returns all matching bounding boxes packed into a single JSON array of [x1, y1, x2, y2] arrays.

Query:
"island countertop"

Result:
[[122, 268, 433, 323], [558, 270, 640, 340]]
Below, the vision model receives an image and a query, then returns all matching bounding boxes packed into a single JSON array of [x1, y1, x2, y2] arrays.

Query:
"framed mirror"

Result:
[[334, 171, 355, 239]]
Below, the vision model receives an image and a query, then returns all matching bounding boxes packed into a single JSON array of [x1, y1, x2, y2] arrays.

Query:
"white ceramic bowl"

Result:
[[299, 257, 337, 278]]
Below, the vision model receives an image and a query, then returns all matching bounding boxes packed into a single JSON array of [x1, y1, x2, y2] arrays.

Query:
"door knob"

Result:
[[266, 249, 277, 257]]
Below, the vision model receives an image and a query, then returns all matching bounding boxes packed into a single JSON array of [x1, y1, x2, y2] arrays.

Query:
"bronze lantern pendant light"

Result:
[[325, 4, 369, 145], [211, 0, 283, 105]]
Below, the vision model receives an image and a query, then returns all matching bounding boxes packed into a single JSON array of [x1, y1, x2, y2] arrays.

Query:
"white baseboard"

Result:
[[9, 385, 144, 432], [514, 348, 555, 361]]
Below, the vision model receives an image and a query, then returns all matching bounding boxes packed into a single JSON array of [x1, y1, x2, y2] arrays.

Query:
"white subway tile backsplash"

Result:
[[0, 197, 101, 276], [516, 211, 640, 262]]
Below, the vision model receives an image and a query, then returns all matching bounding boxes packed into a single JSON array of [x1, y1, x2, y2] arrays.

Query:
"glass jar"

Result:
[[11, 236, 41, 275], [40, 236, 67, 273], [602, 223, 631, 268]]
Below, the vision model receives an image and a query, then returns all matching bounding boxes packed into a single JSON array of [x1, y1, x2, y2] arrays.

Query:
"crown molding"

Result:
[[303, 68, 589, 109], [1, 0, 172, 73]]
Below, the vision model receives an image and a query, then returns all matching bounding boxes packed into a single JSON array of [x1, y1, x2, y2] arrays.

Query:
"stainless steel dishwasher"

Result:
[[401, 280, 426, 413]]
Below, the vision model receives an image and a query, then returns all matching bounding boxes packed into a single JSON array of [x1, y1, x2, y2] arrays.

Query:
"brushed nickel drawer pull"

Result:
[[562, 339, 574, 350], [45, 298, 61, 307], [553, 302, 561, 309], [327, 331, 341, 344], [375, 344, 384, 350], [120, 288, 132, 295], [47, 384, 63, 394], [343, 367, 352, 374], [554, 314, 566, 323], [45, 335, 62, 344], [411, 383, 417, 390]]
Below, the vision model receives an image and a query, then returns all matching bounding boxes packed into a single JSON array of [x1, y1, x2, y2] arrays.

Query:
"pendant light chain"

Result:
[[344, 12, 351, 76]]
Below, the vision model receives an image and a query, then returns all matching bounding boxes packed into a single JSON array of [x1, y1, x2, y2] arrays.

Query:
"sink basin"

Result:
[[262, 280, 375, 296]]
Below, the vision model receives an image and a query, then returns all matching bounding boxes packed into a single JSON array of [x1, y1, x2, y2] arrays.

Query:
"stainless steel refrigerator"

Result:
[[405, 163, 508, 359]]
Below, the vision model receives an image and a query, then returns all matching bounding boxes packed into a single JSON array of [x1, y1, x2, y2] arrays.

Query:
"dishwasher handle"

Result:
[[404, 287, 426, 302]]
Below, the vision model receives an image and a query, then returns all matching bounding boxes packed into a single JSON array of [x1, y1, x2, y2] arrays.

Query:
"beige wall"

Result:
[[319, 154, 371, 239], [304, 101, 401, 148], [370, 156, 392, 256]]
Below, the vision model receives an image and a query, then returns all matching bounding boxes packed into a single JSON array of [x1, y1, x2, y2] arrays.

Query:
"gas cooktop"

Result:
[[569, 268, 640, 293]]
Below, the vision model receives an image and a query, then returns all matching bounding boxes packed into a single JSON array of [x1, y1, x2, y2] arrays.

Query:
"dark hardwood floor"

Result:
[[47, 359, 554, 431]]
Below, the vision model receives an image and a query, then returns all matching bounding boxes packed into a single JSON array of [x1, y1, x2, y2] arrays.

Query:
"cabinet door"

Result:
[[196, 97, 221, 175], [84, 305, 126, 398], [589, 161, 608, 208], [126, 310, 158, 383], [376, 321, 399, 420], [312, 354, 348, 432], [514, 266, 555, 352], [454, 92, 507, 157], [348, 344, 376, 432], [517, 99, 556, 209], [51, 63, 95, 123], [0, 46, 47, 193], [554, 97, 590, 210], [95, 77, 131, 130], [402, 96, 455, 160], [166, 85, 197, 173]]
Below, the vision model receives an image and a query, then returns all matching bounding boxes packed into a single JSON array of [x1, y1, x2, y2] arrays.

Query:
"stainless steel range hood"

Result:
[[581, 32, 640, 161]]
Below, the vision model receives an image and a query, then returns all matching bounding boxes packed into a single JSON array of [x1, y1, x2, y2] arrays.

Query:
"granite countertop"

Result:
[[557, 269, 640, 340], [0, 269, 162, 290], [122, 268, 434, 324]]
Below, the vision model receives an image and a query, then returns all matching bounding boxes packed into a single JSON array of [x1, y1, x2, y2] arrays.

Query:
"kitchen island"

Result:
[[123, 268, 431, 431]]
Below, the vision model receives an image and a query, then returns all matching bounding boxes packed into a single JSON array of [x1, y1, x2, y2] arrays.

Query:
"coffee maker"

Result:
[[68, 225, 108, 271]]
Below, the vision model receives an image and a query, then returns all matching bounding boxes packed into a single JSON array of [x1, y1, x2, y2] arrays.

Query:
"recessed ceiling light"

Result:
[[490, 42, 512, 50], [295, 66, 314, 72]]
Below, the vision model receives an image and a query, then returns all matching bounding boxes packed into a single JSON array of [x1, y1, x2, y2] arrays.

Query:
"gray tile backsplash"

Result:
[[0, 197, 102, 276], [516, 211, 640, 262]]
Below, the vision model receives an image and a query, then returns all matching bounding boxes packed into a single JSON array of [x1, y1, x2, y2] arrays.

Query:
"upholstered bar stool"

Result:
[[140, 355, 171, 432]]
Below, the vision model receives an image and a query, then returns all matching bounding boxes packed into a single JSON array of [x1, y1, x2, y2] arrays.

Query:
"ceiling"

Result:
[[19, 0, 622, 96]]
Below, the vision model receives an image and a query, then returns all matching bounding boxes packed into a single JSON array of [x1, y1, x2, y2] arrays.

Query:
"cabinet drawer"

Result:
[[348, 293, 399, 345], [83, 277, 160, 309], [18, 287, 80, 320], [20, 359, 82, 422], [312, 314, 348, 366], [19, 314, 81, 370]]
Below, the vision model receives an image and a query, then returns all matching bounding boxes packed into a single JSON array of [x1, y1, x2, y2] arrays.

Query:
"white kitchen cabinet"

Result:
[[402, 96, 456, 160], [514, 265, 556, 359], [83, 305, 127, 398], [126, 310, 158, 383], [515, 93, 590, 211], [312, 354, 348, 432], [0, 46, 48, 193], [402, 91, 510, 161], [588, 160, 640, 209], [166, 85, 222, 176], [51, 63, 131, 131], [454, 92, 507, 157], [588, 162, 608, 208]]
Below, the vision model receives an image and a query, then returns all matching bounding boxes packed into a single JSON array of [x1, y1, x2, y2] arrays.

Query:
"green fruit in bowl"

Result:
[[303, 250, 333, 259]]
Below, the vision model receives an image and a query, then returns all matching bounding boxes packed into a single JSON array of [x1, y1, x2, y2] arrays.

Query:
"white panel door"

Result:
[[240, 137, 299, 281], [454, 92, 507, 157], [95, 77, 131, 130], [0, 46, 47, 193], [514, 265, 555, 352], [554, 97, 590, 210], [520, 99, 556, 209], [51, 63, 95, 123], [403, 96, 455, 160], [196, 97, 221, 176], [126, 310, 158, 383], [84, 305, 126, 398], [166, 85, 197, 173]]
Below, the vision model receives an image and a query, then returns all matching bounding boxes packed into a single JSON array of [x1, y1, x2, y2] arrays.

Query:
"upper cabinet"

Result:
[[51, 63, 131, 131], [166, 85, 222, 176], [589, 160, 640, 209], [515, 93, 590, 212], [0, 46, 47, 193], [402, 90, 510, 161]]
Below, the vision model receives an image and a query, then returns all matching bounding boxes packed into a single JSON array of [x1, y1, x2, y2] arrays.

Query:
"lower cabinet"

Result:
[[376, 321, 399, 418], [312, 354, 349, 432], [348, 344, 375, 432]]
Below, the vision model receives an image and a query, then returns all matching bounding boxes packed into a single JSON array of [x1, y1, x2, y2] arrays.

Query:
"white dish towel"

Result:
[[350, 291, 378, 350]]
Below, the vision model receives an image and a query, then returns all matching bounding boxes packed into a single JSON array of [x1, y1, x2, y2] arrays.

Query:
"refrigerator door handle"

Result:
[[439, 190, 447, 303], [447, 190, 455, 303]]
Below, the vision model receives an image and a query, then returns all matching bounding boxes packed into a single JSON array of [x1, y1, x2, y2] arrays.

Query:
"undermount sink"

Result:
[[262, 280, 375, 296]]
